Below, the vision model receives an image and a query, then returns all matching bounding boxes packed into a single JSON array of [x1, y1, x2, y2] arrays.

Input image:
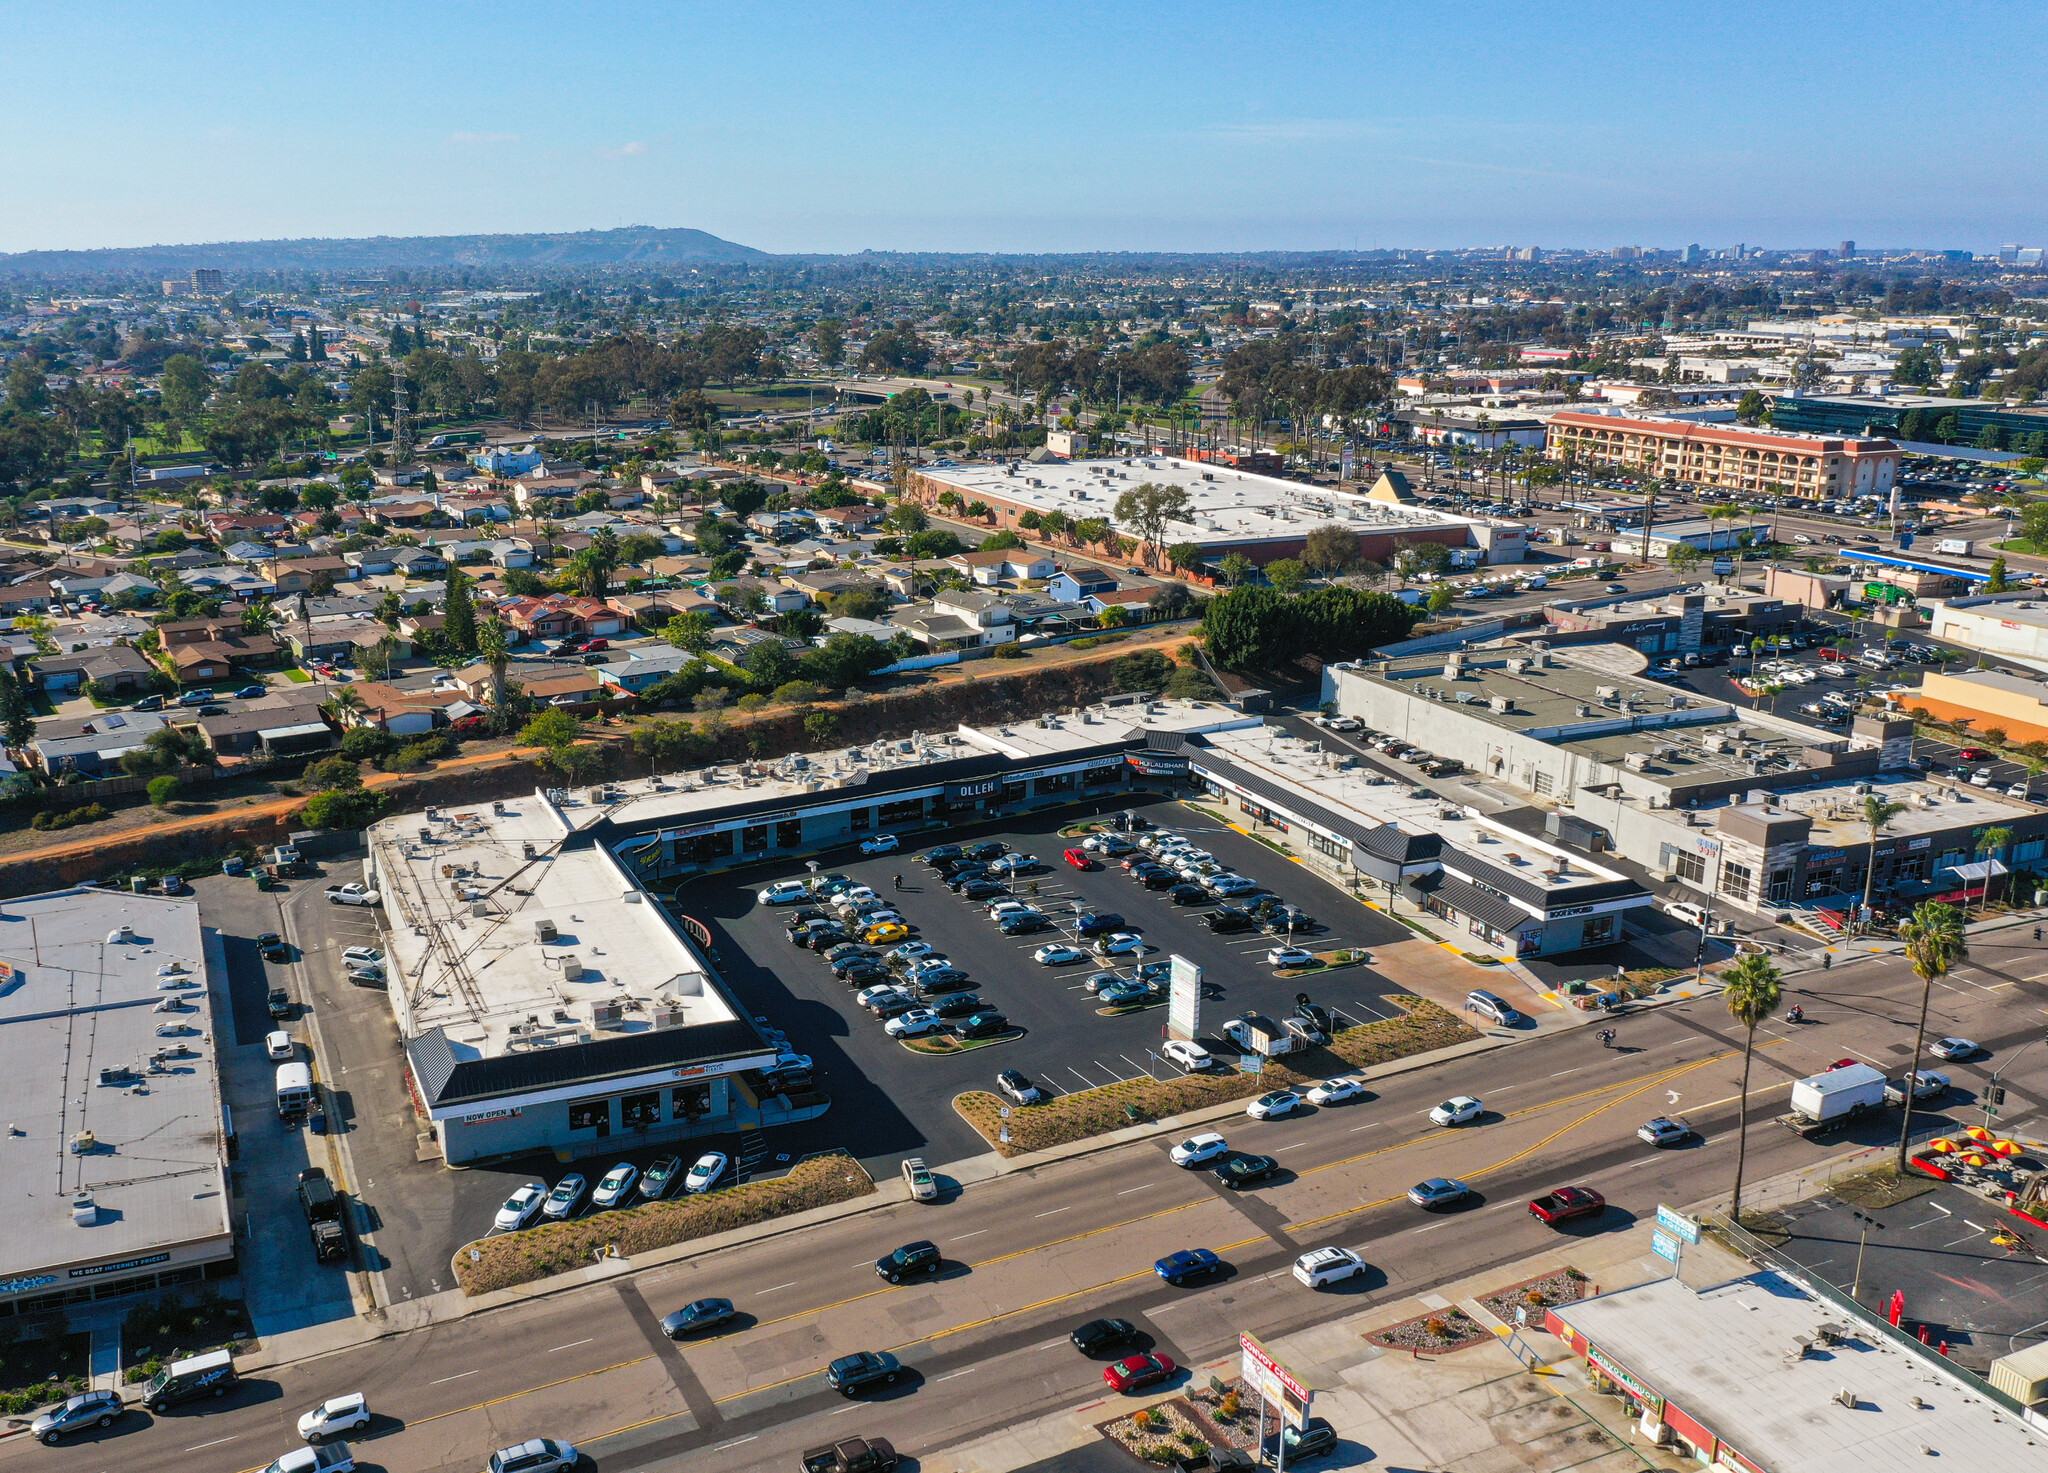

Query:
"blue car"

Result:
[[234, 685, 267, 699], [1154, 1248, 1224, 1286], [1098, 979, 1158, 1007]]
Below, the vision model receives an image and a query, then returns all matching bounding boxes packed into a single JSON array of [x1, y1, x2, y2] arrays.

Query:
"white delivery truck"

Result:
[[1936, 538, 1973, 557], [1778, 1063, 1886, 1138]]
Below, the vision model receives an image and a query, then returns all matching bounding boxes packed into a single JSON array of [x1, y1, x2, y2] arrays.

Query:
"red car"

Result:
[[1956, 747, 1989, 761], [1826, 1058, 1859, 1071], [1063, 847, 1096, 870], [1528, 1186, 1606, 1225], [578, 638, 609, 654], [1103, 1352, 1178, 1393]]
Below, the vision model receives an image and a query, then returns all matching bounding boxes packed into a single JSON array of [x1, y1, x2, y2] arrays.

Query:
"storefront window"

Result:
[[1581, 915, 1616, 946], [879, 798, 924, 825], [776, 819, 803, 849], [621, 1091, 661, 1127], [1308, 831, 1347, 862], [1082, 766, 1121, 787], [849, 806, 873, 830], [1000, 781, 1026, 804], [568, 1098, 610, 1132], [671, 1083, 712, 1120], [1035, 772, 1074, 795], [740, 824, 768, 852]]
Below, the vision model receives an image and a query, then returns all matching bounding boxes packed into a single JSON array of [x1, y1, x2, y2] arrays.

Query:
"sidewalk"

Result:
[[933, 1213, 1744, 1472]]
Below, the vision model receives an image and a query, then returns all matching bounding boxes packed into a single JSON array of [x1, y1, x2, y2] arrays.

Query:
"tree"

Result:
[[1426, 583, 1456, 614], [903, 529, 963, 559], [887, 501, 928, 535], [147, 774, 182, 808], [1301, 523, 1364, 576], [1895, 901, 1967, 1170], [1165, 542, 1206, 574], [1974, 826, 2014, 917], [1988, 554, 2012, 592], [1859, 794, 1909, 931], [1666, 542, 1705, 576], [0, 665, 34, 749], [1148, 581, 1194, 620], [478, 615, 512, 722], [1217, 552, 1255, 587], [803, 709, 840, 744], [1111, 482, 1191, 567], [630, 718, 713, 775], [1109, 649, 1172, 692], [660, 611, 715, 651], [301, 785, 384, 830], [322, 686, 369, 727], [443, 564, 478, 655], [1736, 389, 1766, 425], [1723, 951, 1783, 1226], [1265, 558, 1308, 594], [800, 632, 894, 688], [1202, 586, 1293, 669], [519, 708, 582, 749]]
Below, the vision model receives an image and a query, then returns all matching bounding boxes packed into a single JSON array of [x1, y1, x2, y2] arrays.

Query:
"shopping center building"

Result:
[[1544, 409, 1901, 499], [0, 887, 235, 1319]]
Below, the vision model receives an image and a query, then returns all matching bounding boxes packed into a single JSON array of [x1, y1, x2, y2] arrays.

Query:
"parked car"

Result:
[[494, 1182, 547, 1232], [590, 1162, 639, 1209], [758, 879, 811, 906], [1266, 946, 1316, 968], [1206, 907, 1255, 933], [858, 833, 901, 855], [638, 1155, 683, 1200], [259, 932, 290, 962], [684, 1152, 728, 1193], [1033, 944, 1086, 966], [1092, 932, 1144, 956], [996, 1069, 1043, 1105], [1074, 911, 1125, 936], [933, 993, 988, 1018], [540, 1174, 587, 1221], [1161, 1039, 1213, 1071], [31, 1391, 126, 1445], [958, 1011, 1011, 1038], [1466, 989, 1522, 1025], [885, 1008, 945, 1038]]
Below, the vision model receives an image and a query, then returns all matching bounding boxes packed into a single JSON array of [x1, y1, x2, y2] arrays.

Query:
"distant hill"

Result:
[[0, 225, 771, 276]]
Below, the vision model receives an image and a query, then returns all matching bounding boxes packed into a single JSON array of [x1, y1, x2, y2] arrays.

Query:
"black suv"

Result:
[[876, 1240, 943, 1283], [1137, 867, 1177, 890], [964, 841, 1008, 861], [257, 932, 289, 962], [1074, 911, 1124, 936], [837, 959, 889, 985], [826, 1350, 903, 1397], [933, 993, 986, 1018], [1169, 883, 1210, 906], [998, 914, 1050, 935], [266, 987, 293, 1019], [1296, 1001, 1333, 1035], [962, 879, 1008, 900], [958, 1011, 1011, 1038], [923, 844, 964, 868], [1206, 907, 1255, 934]]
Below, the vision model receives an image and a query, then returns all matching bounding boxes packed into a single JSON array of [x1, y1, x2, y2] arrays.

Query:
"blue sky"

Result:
[[3, 2, 2041, 256]]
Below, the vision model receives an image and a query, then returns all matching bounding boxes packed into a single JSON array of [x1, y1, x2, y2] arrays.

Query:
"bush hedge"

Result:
[[30, 803, 110, 831], [452, 1151, 874, 1295], [956, 997, 1477, 1156]]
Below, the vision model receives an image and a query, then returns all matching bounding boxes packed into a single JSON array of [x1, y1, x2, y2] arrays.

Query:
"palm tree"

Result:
[[1895, 901, 1968, 1169], [322, 686, 368, 727], [1724, 950, 1784, 1226], [1858, 794, 1909, 934], [1974, 826, 2013, 917], [479, 616, 511, 713]]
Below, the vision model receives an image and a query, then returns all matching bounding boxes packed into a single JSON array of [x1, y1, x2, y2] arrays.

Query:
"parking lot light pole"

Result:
[[1850, 1210, 1885, 1302]]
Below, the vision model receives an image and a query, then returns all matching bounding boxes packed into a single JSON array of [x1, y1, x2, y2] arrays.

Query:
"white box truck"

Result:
[[1936, 538, 1973, 557], [1779, 1063, 1886, 1137]]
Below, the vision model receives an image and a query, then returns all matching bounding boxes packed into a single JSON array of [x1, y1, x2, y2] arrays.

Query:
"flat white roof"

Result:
[[369, 796, 737, 1062], [915, 456, 1505, 548], [1556, 1271, 2042, 1473], [1199, 724, 1634, 892], [0, 889, 230, 1282]]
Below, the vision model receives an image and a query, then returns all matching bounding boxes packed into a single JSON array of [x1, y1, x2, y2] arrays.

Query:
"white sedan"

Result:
[[1929, 1037, 1979, 1061], [1033, 944, 1087, 966], [684, 1152, 727, 1193], [297, 1393, 370, 1443], [1266, 946, 1317, 968], [886, 1008, 946, 1038], [1247, 1089, 1302, 1120], [493, 1182, 547, 1232], [1161, 1039, 1213, 1071], [757, 880, 810, 906], [1093, 932, 1145, 957], [1429, 1095, 1484, 1127], [859, 833, 901, 855], [1292, 1246, 1368, 1289], [887, 941, 940, 963], [590, 1162, 639, 1209], [1169, 1132, 1230, 1167], [1307, 1077, 1366, 1105]]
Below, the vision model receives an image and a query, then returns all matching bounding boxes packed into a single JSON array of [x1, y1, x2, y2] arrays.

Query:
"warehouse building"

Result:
[[905, 456, 1529, 570], [1924, 591, 2048, 663], [0, 888, 234, 1319]]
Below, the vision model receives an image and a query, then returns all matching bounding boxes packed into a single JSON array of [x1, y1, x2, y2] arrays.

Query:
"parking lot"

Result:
[[686, 796, 1413, 1174], [1769, 1178, 2048, 1363]]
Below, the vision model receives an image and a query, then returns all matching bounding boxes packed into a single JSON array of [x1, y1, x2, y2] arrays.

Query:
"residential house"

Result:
[[948, 547, 1057, 585], [197, 699, 334, 759], [1086, 585, 1167, 619], [1046, 567, 1120, 603], [889, 588, 1016, 651], [343, 547, 402, 577], [494, 594, 626, 644], [640, 469, 680, 497], [25, 711, 169, 776], [0, 583, 57, 614], [879, 560, 960, 597], [396, 611, 444, 642], [474, 446, 544, 477], [369, 499, 440, 529], [812, 503, 884, 534], [452, 660, 566, 704], [708, 627, 797, 662], [177, 566, 274, 600], [998, 592, 1090, 635], [343, 680, 467, 736], [31, 644, 158, 696], [156, 615, 284, 683], [821, 615, 897, 641], [592, 647, 698, 694], [524, 668, 607, 711], [606, 588, 720, 630], [510, 476, 589, 510], [388, 547, 448, 578], [263, 556, 353, 594], [38, 495, 121, 521], [371, 465, 434, 488], [282, 617, 406, 667], [784, 568, 889, 604], [224, 540, 275, 565], [202, 511, 290, 541]]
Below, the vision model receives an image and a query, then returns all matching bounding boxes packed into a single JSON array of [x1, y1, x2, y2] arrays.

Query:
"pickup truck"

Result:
[[324, 883, 380, 907], [261, 1442, 355, 1473], [802, 1437, 898, 1473], [298, 1169, 348, 1264], [1528, 1186, 1606, 1224]]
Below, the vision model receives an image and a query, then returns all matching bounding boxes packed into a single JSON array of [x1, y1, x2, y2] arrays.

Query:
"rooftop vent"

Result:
[[534, 919, 558, 944], [71, 1194, 98, 1227], [105, 925, 134, 945], [561, 956, 584, 981], [1489, 696, 1515, 714]]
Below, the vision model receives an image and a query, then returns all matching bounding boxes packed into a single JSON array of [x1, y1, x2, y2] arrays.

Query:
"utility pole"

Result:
[[391, 366, 413, 465]]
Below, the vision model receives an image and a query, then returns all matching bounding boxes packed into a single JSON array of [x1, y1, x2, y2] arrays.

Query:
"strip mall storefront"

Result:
[[1543, 1310, 1764, 1472]]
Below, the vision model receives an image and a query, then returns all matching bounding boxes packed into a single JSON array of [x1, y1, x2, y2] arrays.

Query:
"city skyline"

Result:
[[3, 1, 2040, 257]]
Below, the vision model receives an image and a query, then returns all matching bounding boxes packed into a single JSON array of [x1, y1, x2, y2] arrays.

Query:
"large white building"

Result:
[[0, 888, 234, 1319]]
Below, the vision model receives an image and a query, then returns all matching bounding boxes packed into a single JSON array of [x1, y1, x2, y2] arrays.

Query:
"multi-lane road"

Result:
[[13, 928, 2047, 1473]]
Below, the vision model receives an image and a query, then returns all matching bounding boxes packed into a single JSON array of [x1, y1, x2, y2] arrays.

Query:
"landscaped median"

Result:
[[450, 1151, 873, 1296], [955, 997, 1478, 1157]]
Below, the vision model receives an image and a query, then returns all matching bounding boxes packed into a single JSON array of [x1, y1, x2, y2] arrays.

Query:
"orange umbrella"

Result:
[[1930, 1138, 1959, 1154]]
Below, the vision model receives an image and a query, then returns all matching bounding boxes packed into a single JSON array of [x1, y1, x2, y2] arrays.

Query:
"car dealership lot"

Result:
[[685, 799, 1414, 1180]]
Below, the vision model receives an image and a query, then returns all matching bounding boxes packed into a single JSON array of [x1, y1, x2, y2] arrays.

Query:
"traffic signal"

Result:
[[1991, 1086, 2008, 1107]]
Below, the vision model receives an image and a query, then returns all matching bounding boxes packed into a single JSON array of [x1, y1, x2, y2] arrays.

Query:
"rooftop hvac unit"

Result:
[[523, 842, 537, 860], [1624, 751, 1649, 771], [561, 956, 584, 981], [1489, 696, 1515, 714], [470, 900, 490, 918], [653, 1004, 688, 1030], [591, 999, 625, 1029], [105, 925, 134, 945], [1506, 658, 1529, 674], [1596, 686, 1619, 701], [535, 919, 558, 943], [1575, 704, 1594, 718], [72, 1194, 98, 1227]]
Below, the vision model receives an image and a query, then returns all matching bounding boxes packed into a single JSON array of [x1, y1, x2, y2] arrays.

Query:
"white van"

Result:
[[275, 1061, 313, 1118], [1661, 900, 1707, 928]]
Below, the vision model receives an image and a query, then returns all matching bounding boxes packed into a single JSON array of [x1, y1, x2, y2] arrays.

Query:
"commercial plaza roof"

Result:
[[0, 888, 230, 1285], [1840, 548, 1989, 582], [1554, 1270, 2041, 1473]]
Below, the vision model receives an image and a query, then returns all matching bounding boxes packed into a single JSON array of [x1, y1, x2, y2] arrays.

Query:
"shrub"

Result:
[[30, 803, 109, 831], [1425, 1317, 1449, 1338], [337, 727, 395, 761], [735, 693, 769, 712], [378, 744, 432, 773], [989, 641, 1031, 658], [146, 775, 181, 808], [303, 756, 361, 791], [772, 679, 824, 705], [301, 786, 385, 830], [1110, 649, 1172, 692], [804, 710, 839, 743]]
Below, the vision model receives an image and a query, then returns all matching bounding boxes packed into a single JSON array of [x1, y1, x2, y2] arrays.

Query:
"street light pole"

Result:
[[1850, 1210, 1885, 1302]]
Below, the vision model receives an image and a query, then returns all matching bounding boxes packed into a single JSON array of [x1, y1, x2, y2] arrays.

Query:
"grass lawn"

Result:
[[283, 668, 312, 682], [1995, 539, 2047, 556]]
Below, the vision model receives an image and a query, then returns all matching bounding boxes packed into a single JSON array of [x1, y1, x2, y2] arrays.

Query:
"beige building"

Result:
[[1911, 667, 2048, 746], [1545, 411, 1900, 499]]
